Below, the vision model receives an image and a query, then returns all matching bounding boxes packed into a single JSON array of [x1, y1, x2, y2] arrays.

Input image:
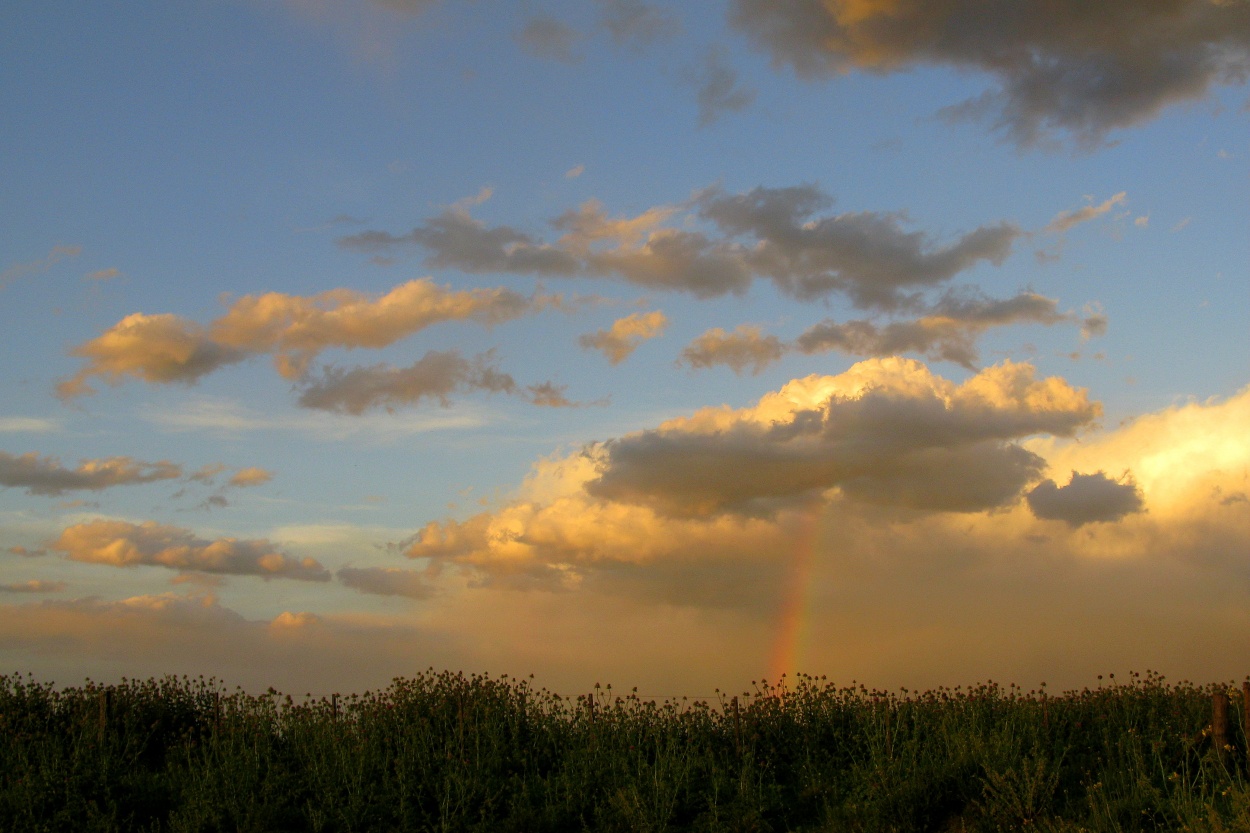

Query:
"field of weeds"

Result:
[[2, 669, 1248, 832]]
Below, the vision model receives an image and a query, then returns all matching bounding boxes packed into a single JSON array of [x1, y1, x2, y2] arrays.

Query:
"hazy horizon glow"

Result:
[[1, 0, 1247, 697]]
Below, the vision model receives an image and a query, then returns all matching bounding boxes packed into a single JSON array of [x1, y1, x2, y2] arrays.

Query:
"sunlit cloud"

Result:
[[59, 279, 563, 397], [578, 310, 668, 365], [679, 325, 785, 375], [0, 452, 181, 496], [50, 519, 331, 581], [228, 467, 274, 488], [338, 565, 436, 599], [1045, 192, 1129, 234]]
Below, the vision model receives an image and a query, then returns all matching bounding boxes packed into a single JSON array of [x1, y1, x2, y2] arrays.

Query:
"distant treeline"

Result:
[[1, 669, 1247, 832]]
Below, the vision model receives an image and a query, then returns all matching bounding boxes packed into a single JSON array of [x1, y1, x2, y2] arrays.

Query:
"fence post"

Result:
[[331, 692, 339, 722], [1213, 690, 1231, 762], [98, 690, 110, 735]]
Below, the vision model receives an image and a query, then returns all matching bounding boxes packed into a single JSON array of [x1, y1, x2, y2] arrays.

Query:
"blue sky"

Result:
[[1, 0, 1248, 696]]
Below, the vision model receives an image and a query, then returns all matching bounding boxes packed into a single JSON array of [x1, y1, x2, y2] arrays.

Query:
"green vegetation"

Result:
[[2, 669, 1248, 832]]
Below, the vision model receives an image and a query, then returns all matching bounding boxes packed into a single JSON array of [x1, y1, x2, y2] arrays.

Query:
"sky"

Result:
[[1, 0, 1248, 698]]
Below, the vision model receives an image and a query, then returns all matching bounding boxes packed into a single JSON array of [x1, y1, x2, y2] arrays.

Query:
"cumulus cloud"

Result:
[[1045, 192, 1129, 234], [0, 244, 81, 291], [730, 0, 1250, 147], [516, 16, 583, 64], [0, 452, 181, 496], [403, 358, 1100, 598], [296, 349, 518, 415], [689, 45, 757, 126], [578, 310, 668, 364], [679, 325, 785, 375], [6, 546, 47, 558], [1027, 470, 1146, 527], [588, 358, 1098, 517], [60, 279, 557, 396], [338, 565, 435, 598], [0, 580, 66, 594], [599, 0, 680, 50], [228, 467, 273, 488], [50, 520, 330, 581], [343, 184, 1023, 306]]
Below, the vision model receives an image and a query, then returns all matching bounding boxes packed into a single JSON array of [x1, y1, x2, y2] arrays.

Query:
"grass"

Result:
[[1, 669, 1248, 832]]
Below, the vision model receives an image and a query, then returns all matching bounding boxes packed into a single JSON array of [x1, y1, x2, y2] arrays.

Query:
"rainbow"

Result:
[[768, 503, 823, 685]]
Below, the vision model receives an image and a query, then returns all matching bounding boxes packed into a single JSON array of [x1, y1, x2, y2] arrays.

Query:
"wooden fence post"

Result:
[[331, 693, 339, 722], [98, 690, 110, 735], [1213, 690, 1231, 762]]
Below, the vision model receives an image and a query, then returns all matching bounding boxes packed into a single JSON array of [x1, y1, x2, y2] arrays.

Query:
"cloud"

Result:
[[56, 313, 248, 399], [564, 163, 585, 179], [0, 417, 59, 433], [587, 358, 1098, 517], [578, 310, 668, 365], [6, 546, 47, 558], [696, 185, 1022, 308], [228, 467, 273, 488], [0, 580, 66, 594], [681, 292, 1074, 374], [0, 452, 182, 496], [341, 210, 582, 276], [679, 325, 785, 375], [526, 382, 588, 408], [794, 291, 1069, 369], [1045, 192, 1128, 234], [85, 267, 121, 281], [140, 395, 486, 441], [516, 16, 583, 64], [338, 566, 435, 598], [599, 0, 680, 51], [50, 520, 330, 581], [729, 0, 1250, 147], [403, 358, 1101, 600], [0, 245, 81, 291], [689, 45, 757, 126], [188, 463, 227, 485], [296, 349, 518, 415], [1027, 470, 1145, 527], [344, 184, 1023, 306], [61, 279, 558, 396]]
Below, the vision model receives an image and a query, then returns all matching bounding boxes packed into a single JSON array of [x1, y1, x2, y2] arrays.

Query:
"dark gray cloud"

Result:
[[730, 0, 1250, 147], [342, 183, 1022, 306], [516, 16, 584, 64], [690, 45, 757, 126], [1027, 470, 1146, 526], [587, 359, 1099, 517], [697, 185, 1022, 308], [795, 291, 1067, 368], [0, 452, 182, 496], [297, 350, 518, 415], [340, 210, 582, 276]]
